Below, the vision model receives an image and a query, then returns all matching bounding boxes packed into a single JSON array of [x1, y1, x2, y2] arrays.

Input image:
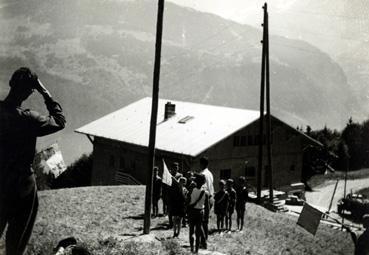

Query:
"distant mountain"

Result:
[[0, 0, 355, 163], [170, 0, 369, 124]]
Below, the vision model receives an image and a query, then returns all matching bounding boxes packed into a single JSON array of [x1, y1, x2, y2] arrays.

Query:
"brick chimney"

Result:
[[164, 102, 176, 120]]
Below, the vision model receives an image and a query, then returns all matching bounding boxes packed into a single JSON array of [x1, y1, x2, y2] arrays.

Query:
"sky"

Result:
[[166, 0, 369, 57], [167, 0, 298, 26]]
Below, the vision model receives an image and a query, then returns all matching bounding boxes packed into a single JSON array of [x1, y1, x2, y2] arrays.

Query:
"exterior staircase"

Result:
[[264, 197, 289, 212]]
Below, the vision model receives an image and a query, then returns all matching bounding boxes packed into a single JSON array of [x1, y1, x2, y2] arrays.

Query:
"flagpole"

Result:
[[143, 0, 165, 234], [257, 3, 267, 203]]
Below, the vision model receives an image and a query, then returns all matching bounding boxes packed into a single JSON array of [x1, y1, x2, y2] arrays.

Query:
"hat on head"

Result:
[[219, 179, 226, 185]]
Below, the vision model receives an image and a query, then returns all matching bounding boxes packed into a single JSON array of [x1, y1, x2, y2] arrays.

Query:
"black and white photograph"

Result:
[[0, 0, 368, 254]]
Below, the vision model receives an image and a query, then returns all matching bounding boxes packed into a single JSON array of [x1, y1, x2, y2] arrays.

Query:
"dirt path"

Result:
[[305, 177, 369, 212]]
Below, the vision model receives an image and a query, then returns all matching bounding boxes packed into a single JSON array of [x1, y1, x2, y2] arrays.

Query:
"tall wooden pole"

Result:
[[143, 0, 165, 234], [342, 145, 349, 230], [257, 3, 267, 203], [265, 4, 273, 203]]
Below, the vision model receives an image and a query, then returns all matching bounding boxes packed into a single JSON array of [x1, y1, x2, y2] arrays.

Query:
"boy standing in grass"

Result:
[[187, 174, 208, 253], [214, 179, 229, 232], [236, 176, 248, 231], [225, 179, 237, 231], [172, 177, 188, 237]]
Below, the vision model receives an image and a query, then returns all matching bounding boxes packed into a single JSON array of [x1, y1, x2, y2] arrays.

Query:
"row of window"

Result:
[[219, 166, 256, 180], [219, 164, 295, 180], [233, 134, 274, 147], [109, 155, 134, 169]]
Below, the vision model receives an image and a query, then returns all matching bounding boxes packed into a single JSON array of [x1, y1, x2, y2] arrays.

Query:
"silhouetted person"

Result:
[[172, 176, 187, 238], [236, 176, 248, 231], [225, 178, 236, 231], [0, 67, 66, 255], [187, 174, 208, 253], [345, 214, 369, 255], [152, 167, 162, 217], [214, 179, 228, 232], [166, 163, 181, 228]]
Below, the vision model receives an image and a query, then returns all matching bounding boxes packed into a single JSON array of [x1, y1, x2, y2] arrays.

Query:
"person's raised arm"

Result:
[[27, 78, 66, 136]]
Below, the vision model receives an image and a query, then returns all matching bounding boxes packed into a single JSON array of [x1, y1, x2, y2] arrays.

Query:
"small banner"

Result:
[[162, 159, 172, 186], [297, 203, 323, 235], [38, 143, 67, 178]]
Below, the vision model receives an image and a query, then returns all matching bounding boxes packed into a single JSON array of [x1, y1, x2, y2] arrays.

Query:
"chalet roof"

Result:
[[76, 97, 322, 157]]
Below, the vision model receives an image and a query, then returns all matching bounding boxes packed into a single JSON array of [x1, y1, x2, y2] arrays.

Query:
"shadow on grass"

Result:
[[151, 222, 171, 231], [123, 213, 145, 220], [208, 228, 220, 235]]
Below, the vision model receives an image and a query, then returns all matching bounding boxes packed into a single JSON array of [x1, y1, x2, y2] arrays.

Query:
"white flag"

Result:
[[162, 159, 172, 186]]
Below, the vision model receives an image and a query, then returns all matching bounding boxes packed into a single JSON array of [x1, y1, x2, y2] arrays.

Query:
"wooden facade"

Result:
[[89, 116, 317, 188]]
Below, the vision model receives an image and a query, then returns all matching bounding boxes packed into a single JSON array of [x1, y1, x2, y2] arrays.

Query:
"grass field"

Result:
[[18, 186, 355, 255]]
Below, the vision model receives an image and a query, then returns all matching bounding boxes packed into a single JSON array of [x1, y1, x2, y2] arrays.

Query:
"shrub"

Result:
[[52, 153, 92, 189]]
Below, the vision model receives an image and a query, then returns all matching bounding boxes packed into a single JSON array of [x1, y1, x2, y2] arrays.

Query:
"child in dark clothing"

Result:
[[172, 177, 188, 237], [225, 179, 237, 231], [236, 176, 248, 231], [214, 179, 229, 232], [152, 167, 162, 217]]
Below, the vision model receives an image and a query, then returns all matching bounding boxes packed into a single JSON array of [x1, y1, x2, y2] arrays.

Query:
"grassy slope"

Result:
[[23, 186, 353, 255]]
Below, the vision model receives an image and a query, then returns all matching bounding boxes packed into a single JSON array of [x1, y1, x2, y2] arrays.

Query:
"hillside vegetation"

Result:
[[15, 186, 355, 255]]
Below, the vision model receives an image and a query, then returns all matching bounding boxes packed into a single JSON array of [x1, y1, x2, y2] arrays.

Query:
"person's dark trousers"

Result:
[[168, 210, 173, 228], [0, 176, 38, 255], [188, 209, 205, 253], [152, 198, 159, 217]]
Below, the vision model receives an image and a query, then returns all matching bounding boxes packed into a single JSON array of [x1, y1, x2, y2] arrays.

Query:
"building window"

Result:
[[240, 136, 247, 146], [245, 166, 256, 177], [109, 155, 115, 168], [248, 135, 254, 146], [119, 157, 125, 169], [220, 169, 231, 180], [233, 136, 240, 147], [254, 135, 260, 145], [252, 134, 272, 145]]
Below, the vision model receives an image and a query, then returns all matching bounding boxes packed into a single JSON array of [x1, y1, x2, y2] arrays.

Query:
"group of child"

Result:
[[214, 176, 248, 232], [152, 164, 249, 253]]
